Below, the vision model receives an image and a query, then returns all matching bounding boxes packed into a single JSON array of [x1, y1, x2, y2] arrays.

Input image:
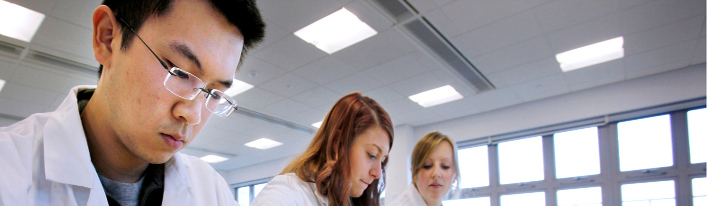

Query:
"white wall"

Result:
[[0, 116, 19, 127], [415, 64, 706, 144], [221, 64, 706, 199]]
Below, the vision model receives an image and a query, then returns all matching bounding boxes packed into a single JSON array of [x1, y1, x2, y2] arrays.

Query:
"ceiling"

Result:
[[0, 0, 704, 171]]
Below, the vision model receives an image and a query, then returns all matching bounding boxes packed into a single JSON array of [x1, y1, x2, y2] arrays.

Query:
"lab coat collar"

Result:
[[43, 85, 97, 188], [162, 153, 196, 205]]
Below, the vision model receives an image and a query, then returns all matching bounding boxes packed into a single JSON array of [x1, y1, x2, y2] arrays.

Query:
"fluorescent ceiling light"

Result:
[[294, 8, 377, 54], [245, 138, 283, 150], [200, 155, 228, 163], [0, 79, 5, 93], [220, 78, 253, 103], [409, 85, 463, 108], [312, 121, 323, 128], [0, 1, 45, 42], [556, 36, 624, 72]]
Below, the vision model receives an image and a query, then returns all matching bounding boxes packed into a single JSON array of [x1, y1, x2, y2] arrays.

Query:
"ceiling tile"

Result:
[[49, 0, 101, 29], [423, 8, 464, 38], [471, 37, 553, 74], [257, 0, 346, 32], [545, 13, 622, 54], [621, 0, 705, 35], [231, 87, 284, 110], [293, 56, 357, 85], [388, 71, 447, 96], [0, 59, 17, 79], [235, 57, 288, 86], [533, 0, 620, 33], [567, 71, 626, 92], [363, 86, 405, 105], [324, 72, 385, 94], [452, 11, 543, 57], [625, 39, 697, 77], [363, 52, 437, 85], [331, 29, 417, 70], [627, 57, 692, 80], [487, 57, 562, 88], [690, 37, 706, 65], [344, 0, 394, 32], [440, 0, 550, 33], [262, 98, 313, 118], [258, 73, 319, 97], [392, 109, 438, 126], [284, 108, 329, 127], [511, 73, 570, 102], [11, 64, 75, 93], [32, 17, 94, 61], [406, 0, 451, 13], [467, 87, 523, 112], [252, 35, 327, 71], [379, 98, 421, 115], [0, 82, 62, 106], [624, 16, 703, 56], [290, 87, 342, 108], [249, 20, 291, 54]]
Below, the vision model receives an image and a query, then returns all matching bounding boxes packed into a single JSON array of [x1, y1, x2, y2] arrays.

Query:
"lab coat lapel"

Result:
[[162, 153, 196, 205], [43, 86, 108, 204]]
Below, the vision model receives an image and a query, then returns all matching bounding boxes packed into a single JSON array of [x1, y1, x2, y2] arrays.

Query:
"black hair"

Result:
[[97, 0, 265, 78]]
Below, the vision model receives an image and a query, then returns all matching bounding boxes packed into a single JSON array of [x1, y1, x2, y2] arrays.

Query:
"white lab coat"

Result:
[[250, 173, 328, 206], [387, 184, 427, 206], [0, 86, 238, 206]]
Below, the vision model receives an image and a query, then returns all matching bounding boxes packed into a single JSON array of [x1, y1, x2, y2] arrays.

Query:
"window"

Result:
[[498, 136, 544, 184], [237, 186, 250, 206], [554, 127, 600, 178], [694, 177, 706, 206], [443, 196, 490, 206], [688, 108, 706, 163], [253, 183, 266, 199], [621, 180, 675, 206], [500, 192, 545, 206], [557, 187, 602, 206], [618, 115, 673, 171], [458, 145, 489, 188]]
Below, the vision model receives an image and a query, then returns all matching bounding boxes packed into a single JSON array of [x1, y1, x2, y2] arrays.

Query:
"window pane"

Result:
[[554, 127, 601, 178], [501, 192, 545, 206], [237, 186, 250, 206], [688, 108, 706, 163], [459, 145, 489, 188], [618, 115, 673, 171], [557, 187, 602, 206], [695, 177, 706, 206], [444, 196, 490, 206], [499, 136, 544, 184], [621, 180, 675, 206], [253, 183, 266, 199]]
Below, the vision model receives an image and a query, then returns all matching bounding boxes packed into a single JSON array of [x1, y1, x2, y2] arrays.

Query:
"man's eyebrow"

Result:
[[170, 42, 202, 73], [170, 42, 232, 89]]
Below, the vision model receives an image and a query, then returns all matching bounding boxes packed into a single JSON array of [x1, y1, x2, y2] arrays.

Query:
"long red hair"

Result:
[[281, 92, 393, 206]]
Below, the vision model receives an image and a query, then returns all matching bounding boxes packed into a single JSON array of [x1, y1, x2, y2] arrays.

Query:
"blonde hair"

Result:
[[281, 92, 393, 206], [410, 131, 461, 199]]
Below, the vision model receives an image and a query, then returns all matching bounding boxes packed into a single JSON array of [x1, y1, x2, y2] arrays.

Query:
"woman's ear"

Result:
[[92, 5, 119, 70]]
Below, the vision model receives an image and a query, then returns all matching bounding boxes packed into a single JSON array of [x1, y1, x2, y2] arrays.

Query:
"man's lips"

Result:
[[161, 133, 184, 150]]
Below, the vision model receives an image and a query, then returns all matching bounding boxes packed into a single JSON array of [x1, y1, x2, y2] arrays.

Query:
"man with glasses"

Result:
[[0, 0, 265, 205]]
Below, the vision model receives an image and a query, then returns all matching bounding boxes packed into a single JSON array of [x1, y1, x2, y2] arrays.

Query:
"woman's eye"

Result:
[[422, 165, 432, 169], [442, 166, 451, 169], [367, 153, 376, 159]]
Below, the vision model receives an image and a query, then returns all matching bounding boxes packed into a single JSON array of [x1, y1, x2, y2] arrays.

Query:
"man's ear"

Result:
[[92, 5, 119, 70]]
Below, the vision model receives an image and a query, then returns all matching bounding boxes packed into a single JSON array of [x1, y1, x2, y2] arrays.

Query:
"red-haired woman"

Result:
[[251, 92, 394, 206]]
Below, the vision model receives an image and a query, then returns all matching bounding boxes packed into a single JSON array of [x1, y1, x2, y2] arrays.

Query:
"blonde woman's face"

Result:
[[414, 140, 456, 203], [348, 126, 390, 197]]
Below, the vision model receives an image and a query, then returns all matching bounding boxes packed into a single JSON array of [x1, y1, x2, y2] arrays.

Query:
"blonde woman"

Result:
[[389, 131, 461, 206], [251, 93, 394, 206]]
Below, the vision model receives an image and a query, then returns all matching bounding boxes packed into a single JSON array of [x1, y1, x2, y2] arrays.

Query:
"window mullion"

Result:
[[488, 144, 500, 206], [600, 123, 621, 206], [542, 135, 556, 206], [672, 110, 692, 206]]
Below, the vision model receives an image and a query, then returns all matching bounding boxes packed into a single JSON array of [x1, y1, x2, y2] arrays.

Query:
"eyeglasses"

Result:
[[117, 17, 237, 118]]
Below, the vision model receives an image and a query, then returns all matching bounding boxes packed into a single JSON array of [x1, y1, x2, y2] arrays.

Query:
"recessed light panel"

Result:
[[409, 85, 463, 108], [220, 78, 253, 103], [245, 138, 283, 150], [556, 37, 624, 72], [0, 1, 45, 42], [294, 8, 377, 54], [0, 79, 5, 93], [200, 155, 228, 163], [312, 121, 323, 128]]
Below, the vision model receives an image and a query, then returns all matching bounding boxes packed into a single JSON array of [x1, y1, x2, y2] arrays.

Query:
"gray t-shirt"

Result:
[[98, 174, 144, 206]]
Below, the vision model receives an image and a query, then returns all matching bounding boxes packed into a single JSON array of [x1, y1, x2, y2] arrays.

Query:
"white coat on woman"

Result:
[[250, 173, 329, 206]]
